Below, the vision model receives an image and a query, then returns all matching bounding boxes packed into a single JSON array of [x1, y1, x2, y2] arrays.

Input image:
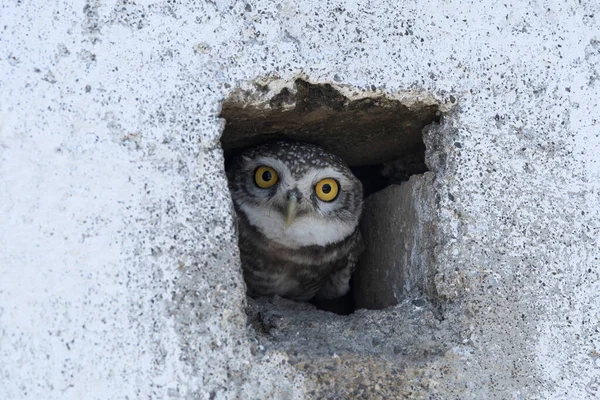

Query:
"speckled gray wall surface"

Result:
[[1, 0, 599, 399]]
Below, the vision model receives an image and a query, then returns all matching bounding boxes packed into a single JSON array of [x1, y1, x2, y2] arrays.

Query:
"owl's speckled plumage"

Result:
[[227, 141, 364, 301]]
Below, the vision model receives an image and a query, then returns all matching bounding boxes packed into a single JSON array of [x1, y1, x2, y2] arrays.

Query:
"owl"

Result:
[[227, 140, 364, 302]]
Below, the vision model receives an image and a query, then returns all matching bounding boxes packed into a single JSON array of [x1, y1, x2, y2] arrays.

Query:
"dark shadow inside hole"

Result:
[[220, 79, 439, 315], [310, 289, 355, 316]]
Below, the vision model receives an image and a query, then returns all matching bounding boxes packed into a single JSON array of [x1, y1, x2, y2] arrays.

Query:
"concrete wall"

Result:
[[1, 0, 599, 399]]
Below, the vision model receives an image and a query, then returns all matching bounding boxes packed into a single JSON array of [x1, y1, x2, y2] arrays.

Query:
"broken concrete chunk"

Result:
[[354, 173, 437, 309]]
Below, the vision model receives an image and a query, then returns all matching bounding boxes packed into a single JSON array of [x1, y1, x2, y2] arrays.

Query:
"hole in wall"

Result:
[[220, 78, 442, 315]]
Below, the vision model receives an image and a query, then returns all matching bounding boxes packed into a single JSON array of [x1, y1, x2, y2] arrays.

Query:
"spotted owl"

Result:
[[227, 140, 364, 302]]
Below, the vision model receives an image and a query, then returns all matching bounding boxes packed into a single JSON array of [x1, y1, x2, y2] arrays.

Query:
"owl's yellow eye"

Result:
[[315, 178, 339, 202], [254, 166, 278, 189]]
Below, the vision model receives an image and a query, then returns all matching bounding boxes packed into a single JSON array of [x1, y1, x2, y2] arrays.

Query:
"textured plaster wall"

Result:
[[1, 0, 599, 399]]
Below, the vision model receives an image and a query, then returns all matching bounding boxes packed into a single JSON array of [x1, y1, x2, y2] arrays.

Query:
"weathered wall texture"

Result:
[[1, 0, 599, 399]]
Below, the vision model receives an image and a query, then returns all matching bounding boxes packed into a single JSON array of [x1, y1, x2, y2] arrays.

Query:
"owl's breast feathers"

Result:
[[236, 212, 364, 301]]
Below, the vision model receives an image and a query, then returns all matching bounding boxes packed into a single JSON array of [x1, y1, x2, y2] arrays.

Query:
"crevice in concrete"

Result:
[[220, 78, 444, 315]]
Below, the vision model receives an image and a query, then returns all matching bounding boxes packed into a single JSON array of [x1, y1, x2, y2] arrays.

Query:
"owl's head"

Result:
[[227, 141, 363, 249]]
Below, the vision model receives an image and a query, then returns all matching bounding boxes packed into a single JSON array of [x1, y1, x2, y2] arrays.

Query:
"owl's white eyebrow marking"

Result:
[[249, 156, 290, 178], [297, 167, 349, 188]]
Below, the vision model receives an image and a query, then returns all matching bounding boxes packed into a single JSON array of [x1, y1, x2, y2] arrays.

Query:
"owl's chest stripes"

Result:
[[236, 215, 361, 301]]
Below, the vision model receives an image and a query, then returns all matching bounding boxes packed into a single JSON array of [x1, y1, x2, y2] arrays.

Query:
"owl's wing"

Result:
[[314, 231, 364, 300]]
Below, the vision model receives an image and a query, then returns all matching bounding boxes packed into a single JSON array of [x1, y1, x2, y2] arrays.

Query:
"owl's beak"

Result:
[[284, 194, 298, 227]]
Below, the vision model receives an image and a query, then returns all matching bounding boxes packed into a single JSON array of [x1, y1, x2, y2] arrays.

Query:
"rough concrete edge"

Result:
[[421, 110, 464, 307], [221, 75, 450, 112], [409, 172, 440, 303]]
